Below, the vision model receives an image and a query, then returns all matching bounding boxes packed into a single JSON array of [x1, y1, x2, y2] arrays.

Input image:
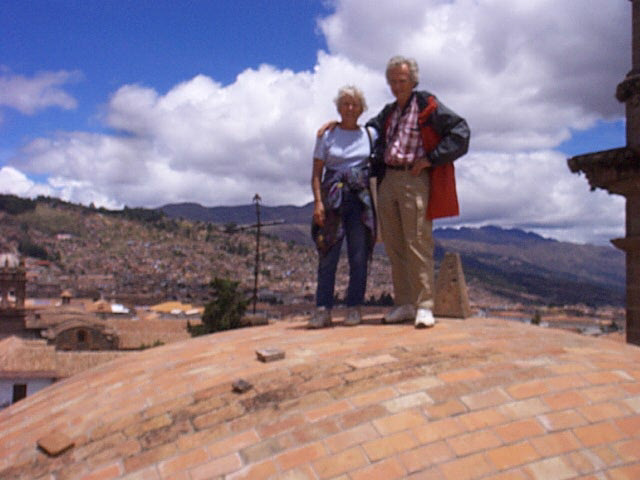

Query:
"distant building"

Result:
[[0, 335, 125, 409], [0, 336, 56, 409], [60, 289, 73, 305], [0, 252, 121, 350], [0, 255, 197, 409], [0, 253, 31, 338], [41, 319, 119, 351]]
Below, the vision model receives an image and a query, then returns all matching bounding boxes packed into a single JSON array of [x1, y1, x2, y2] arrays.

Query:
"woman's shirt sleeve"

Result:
[[313, 131, 329, 161]]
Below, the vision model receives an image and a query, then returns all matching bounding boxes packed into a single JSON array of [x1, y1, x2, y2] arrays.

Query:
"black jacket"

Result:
[[365, 90, 470, 180]]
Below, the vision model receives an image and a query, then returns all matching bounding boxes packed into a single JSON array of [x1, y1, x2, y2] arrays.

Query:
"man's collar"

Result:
[[395, 91, 416, 113]]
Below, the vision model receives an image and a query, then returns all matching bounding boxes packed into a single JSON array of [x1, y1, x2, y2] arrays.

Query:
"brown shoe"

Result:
[[343, 307, 361, 326], [382, 304, 415, 324], [308, 307, 331, 329]]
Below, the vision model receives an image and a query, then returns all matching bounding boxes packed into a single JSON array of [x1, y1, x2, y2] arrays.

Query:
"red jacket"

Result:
[[367, 91, 470, 219]]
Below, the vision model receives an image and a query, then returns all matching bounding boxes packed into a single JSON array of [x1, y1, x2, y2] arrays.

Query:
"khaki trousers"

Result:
[[377, 169, 435, 309]]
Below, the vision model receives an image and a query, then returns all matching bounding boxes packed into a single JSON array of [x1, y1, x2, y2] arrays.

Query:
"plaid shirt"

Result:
[[384, 94, 426, 167]]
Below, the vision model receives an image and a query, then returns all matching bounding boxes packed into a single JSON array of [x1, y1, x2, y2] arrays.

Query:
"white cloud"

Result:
[[12, 54, 384, 208], [319, 0, 628, 149], [0, 166, 53, 198], [449, 149, 625, 244], [2, 0, 631, 244], [0, 67, 81, 115]]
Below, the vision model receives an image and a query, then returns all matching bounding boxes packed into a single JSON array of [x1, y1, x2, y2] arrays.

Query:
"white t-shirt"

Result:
[[313, 126, 377, 173]]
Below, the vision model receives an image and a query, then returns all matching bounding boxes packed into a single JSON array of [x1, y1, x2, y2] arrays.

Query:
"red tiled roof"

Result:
[[0, 336, 57, 375], [0, 335, 125, 379]]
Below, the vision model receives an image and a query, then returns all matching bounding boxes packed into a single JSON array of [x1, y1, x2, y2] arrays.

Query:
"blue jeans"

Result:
[[316, 189, 368, 309]]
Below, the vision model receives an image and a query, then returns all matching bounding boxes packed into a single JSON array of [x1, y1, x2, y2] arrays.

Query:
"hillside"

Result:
[[0, 194, 625, 307], [161, 201, 313, 225], [0, 195, 386, 306], [161, 201, 626, 307]]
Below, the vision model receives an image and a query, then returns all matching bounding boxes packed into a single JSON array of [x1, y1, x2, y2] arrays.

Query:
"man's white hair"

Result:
[[386, 55, 420, 87]]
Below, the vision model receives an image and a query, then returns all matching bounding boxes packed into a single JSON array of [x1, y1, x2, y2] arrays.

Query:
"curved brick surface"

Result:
[[1, 315, 640, 479]]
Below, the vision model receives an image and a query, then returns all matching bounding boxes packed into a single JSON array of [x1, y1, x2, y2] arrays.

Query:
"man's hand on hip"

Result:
[[410, 157, 432, 176]]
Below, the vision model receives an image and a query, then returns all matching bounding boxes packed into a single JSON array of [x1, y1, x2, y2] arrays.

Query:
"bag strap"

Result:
[[364, 126, 374, 156]]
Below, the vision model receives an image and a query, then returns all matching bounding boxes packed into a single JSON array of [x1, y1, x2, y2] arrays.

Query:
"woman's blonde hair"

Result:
[[334, 85, 367, 112]]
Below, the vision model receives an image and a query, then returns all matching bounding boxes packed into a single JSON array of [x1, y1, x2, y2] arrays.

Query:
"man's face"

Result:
[[387, 64, 414, 103]]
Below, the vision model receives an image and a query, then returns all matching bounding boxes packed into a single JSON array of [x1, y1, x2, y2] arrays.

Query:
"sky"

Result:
[[0, 0, 631, 245]]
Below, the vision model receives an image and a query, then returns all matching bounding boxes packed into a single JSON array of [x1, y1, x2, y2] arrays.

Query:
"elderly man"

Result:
[[366, 55, 470, 328]]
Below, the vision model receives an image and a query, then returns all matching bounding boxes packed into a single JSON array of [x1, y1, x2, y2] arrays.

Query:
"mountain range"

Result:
[[161, 201, 625, 307]]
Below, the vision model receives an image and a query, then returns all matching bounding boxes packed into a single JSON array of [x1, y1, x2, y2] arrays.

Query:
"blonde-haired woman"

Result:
[[309, 85, 377, 328]]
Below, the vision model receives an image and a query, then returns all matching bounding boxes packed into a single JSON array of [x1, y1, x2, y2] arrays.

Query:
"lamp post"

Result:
[[252, 193, 261, 314], [225, 197, 283, 315]]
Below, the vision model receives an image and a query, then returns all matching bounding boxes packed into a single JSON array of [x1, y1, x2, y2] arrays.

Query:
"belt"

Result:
[[386, 163, 412, 171]]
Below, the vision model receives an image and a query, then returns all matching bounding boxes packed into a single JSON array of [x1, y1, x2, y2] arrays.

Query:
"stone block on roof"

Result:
[[434, 252, 472, 318]]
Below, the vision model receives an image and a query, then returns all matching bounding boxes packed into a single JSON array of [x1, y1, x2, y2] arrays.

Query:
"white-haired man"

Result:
[[366, 55, 470, 328]]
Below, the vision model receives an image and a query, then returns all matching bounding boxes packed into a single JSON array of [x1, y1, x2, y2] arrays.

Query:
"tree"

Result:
[[188, 277, 249, 336], [0, 194, 36, 214], [18, 238, 50, 260]]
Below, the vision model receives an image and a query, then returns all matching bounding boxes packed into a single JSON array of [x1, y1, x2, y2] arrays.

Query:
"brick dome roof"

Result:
[[1, 315, 639, 478]]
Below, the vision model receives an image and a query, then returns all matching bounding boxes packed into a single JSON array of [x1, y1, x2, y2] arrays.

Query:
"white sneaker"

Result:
[[383, 304, 415, 324], [415, 308, 435, 328]]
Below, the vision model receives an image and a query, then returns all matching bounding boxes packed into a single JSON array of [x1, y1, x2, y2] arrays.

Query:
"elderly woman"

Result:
[[309, 85, 377, 328]]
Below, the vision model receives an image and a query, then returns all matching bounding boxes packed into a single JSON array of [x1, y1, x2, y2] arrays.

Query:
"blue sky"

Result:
[[558, 120, 625, 157], [3, 1, 329, 88], [1, 0, 330, 147], [0, 0, 631, 245]]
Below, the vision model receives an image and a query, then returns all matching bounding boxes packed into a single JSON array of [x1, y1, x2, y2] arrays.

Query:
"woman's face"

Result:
[[337, 94, 363, 122]]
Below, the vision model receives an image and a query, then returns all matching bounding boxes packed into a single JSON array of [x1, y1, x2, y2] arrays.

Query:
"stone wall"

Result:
[[54, 327, 118, 351]]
